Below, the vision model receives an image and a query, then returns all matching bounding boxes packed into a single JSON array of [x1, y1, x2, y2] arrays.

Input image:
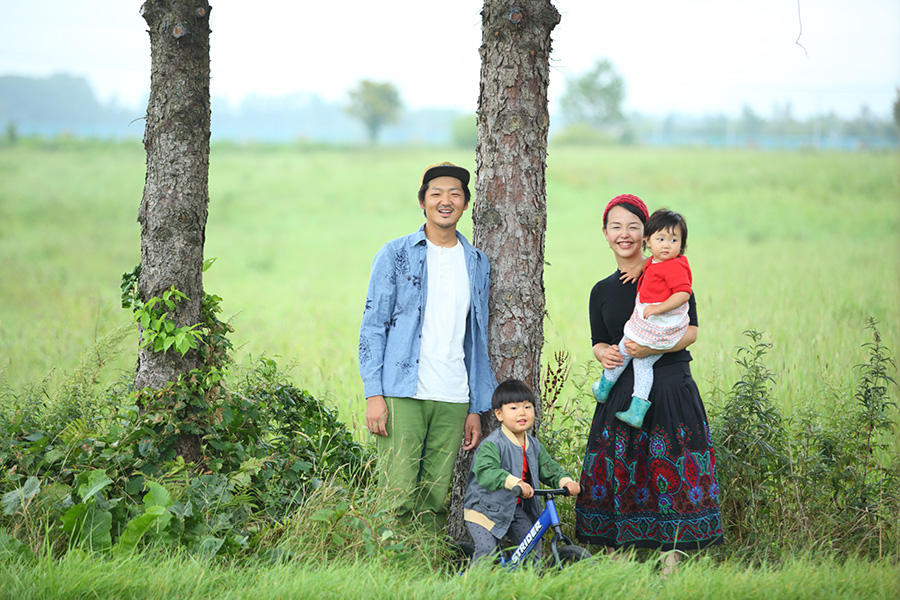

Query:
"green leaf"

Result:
[[169, 501, 193, 520], [163, 336, 175, 352], [77, 470, 112, 503], [2, 477, 41, 516], [176, 336, 191, 356], [80, 505, 113, 550], [60, 503, 87, 533], [0, 528, 34, 561], [44, 447, 66, 465], [291, 460, 313, 473], [21, 477, 40, 499], [197, 536, 224, 558], [164, 319, 175, 332], [154, 336, 165, 352], [202, 257, 216, 272], [114, 507, 165, 555], [143, 481, 171, 509], [124, 476, 145, 495], [310, 508, 334, 523]]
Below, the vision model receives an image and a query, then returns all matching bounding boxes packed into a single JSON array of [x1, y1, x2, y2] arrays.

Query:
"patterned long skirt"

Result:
[[575, 361, 723, 550]]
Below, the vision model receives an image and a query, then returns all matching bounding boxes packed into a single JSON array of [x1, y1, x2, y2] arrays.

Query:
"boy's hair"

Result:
[[491, 378, 534, 411], [645, 208, 688, 254]]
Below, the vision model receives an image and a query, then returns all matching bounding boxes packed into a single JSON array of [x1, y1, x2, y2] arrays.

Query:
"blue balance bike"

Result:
[[461, 487, 591, 570]]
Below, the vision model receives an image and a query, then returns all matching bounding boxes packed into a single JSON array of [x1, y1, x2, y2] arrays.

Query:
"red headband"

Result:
[[603, 194, 649, 224]]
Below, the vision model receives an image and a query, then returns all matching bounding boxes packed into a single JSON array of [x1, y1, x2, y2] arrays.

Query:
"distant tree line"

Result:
[[2, 72, 897, 150], [624, 103, 899, 150], [0, 74, 450, 144], [553, 60, 899, 150], [0, 74, 140, 139]]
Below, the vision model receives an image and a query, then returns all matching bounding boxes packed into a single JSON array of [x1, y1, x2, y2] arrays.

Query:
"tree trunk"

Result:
[[135, 0, 211, 460], [448, 0, 559, 540]]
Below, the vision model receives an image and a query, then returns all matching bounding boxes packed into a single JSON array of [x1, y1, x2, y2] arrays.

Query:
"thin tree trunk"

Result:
[[448, 0, 559, 540], [135, 0, 211, 460]]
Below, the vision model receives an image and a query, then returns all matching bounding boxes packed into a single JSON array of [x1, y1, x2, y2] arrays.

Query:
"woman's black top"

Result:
[[589, 269, 698, 367]]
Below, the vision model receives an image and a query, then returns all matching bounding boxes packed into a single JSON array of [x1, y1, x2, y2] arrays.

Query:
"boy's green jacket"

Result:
[[463, 424, 575, 537]]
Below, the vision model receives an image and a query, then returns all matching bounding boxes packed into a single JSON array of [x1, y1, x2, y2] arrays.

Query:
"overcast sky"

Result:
[[1, 0, 898, 118]]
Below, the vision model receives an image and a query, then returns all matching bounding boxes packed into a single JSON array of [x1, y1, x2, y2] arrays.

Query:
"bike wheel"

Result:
[[556, 544, 591, 565], [448, 540, 474, 573]]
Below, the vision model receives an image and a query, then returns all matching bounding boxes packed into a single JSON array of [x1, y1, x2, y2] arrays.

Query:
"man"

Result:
[[358, 161, 497, 529]]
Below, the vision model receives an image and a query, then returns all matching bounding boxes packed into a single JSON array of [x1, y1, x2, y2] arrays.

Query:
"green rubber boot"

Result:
[[615, 396, 651, 428], [592, 377, 615, 403]]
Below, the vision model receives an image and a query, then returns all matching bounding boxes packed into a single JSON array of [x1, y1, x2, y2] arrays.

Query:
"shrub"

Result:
[[1, 276, 372, 557], [710, 321, 898, 559], [787, 318, 898, 557], [710, 330, 789, 552]]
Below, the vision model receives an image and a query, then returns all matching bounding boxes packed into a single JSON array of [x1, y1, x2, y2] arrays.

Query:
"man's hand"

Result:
[[461, 413, 482, 451], [365, 395, 388, 436], [564, 481, 581, 497]]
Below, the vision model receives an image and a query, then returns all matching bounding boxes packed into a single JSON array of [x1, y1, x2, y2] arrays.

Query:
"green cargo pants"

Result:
[[376, 396, 469, 530]]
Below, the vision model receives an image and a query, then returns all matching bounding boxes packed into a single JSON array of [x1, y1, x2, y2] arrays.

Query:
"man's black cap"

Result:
[[421, 162, 470, 188]]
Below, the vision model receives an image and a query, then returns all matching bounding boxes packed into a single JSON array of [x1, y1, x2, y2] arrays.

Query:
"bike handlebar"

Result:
[[510, 486, 570, 498]]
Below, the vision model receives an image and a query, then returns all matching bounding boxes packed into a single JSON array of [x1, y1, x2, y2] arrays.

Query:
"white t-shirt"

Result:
[[414, 239, 471, 403]]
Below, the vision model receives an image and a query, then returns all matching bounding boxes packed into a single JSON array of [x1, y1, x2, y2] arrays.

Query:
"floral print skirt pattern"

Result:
[[575, 361, 724, 550]]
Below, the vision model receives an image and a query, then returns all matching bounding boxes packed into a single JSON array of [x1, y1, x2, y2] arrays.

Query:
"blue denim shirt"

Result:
[[358, 225, 497, 414]]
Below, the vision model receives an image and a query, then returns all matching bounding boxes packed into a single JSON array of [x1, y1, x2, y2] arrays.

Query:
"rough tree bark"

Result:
[[448, 0, 559, 540], [135, 0, 212, 460]]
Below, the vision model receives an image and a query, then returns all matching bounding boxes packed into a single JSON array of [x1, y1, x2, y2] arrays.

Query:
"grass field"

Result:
[[1, 140, 897, 427], [1, 548, 898, 599], [1, 140, 899, 596]]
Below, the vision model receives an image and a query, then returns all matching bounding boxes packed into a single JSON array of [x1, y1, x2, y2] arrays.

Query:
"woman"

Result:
[[574, 194, 723, 572]]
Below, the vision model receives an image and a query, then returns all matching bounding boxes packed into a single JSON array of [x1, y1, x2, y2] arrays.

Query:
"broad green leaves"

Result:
[[2, 476, 40, 516], [114, 482, 172, 555], [130, 284, 203, 357]]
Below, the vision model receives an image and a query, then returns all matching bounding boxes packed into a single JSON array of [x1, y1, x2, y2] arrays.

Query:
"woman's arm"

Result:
[[622, 325, 697, 359]]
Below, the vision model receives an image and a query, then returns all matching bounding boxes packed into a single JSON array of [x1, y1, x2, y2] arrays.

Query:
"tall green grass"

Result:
[[1, 141, 898, 429], [1, 549, 897, 599]]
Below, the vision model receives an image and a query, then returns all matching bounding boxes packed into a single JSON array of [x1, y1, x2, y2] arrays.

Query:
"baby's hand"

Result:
[[564, 481, 581, 496], [619, 264, 642, 284], [643, 304, 661, 318], [518, 482, 534, 499]]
